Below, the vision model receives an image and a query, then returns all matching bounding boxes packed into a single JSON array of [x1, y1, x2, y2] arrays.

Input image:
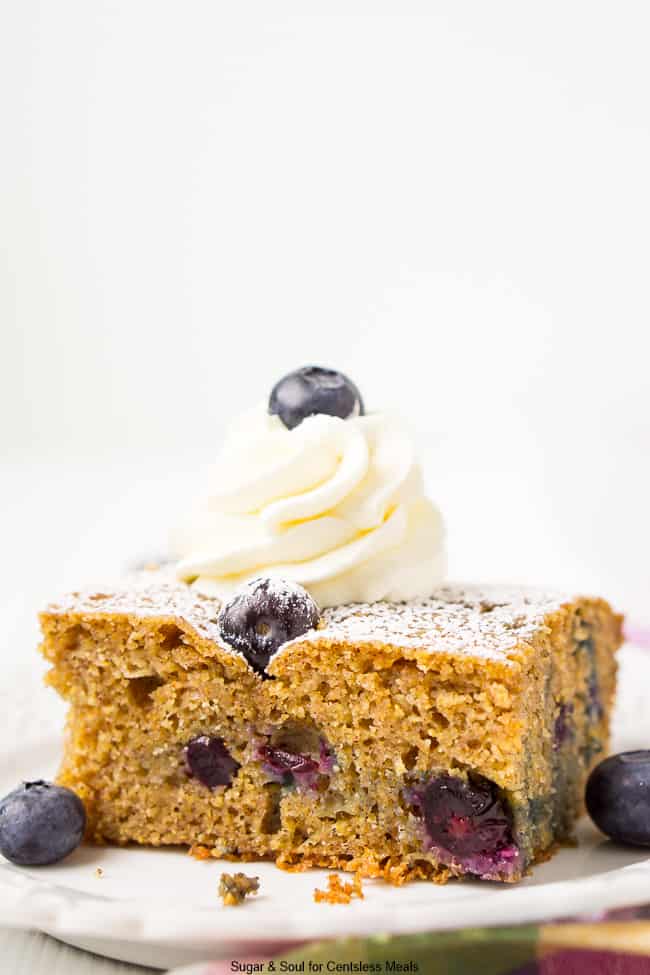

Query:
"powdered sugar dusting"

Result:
[[233, 575, 318, 617], [43, 572, 573, 667], [284, 583, 572, 662], [43, 572, 227, 645]]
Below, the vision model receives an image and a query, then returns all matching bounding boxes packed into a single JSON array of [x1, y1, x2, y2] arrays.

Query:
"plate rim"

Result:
[[2, 840, 650, 944]]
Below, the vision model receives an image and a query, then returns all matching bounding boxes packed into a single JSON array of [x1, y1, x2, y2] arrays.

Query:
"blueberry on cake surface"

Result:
[[218, 576, 320, 673], [37, 368, 622, 883]]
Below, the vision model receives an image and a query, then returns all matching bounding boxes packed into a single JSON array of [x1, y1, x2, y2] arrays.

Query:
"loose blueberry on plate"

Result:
[[219, 577, 320, 673], [586, 750, 650, 846], [269, 366, 364, 430], [0, 780, 86, 866], [185, 736, 240, 789]]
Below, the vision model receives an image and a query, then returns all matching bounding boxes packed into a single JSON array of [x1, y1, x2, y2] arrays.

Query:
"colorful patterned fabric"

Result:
[[169, 905, 650, 975]]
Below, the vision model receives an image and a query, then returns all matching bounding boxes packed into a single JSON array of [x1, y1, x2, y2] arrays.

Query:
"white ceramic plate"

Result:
[[2, 645, 649, 971]]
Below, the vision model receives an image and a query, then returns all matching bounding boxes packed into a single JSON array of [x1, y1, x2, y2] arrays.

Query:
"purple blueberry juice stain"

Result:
[[258, 745, 319, 776], [587, 672, 604, 721], [408, 774, 520, 880], [579, 636, 603, 722], [184, 736, 240, 789], [256, 736, 335, 790], [553, 702, 574, 751]]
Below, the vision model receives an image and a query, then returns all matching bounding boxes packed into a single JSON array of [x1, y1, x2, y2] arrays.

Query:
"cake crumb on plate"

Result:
[[218, 872, 260, 906], [314, 873, 364, 904]]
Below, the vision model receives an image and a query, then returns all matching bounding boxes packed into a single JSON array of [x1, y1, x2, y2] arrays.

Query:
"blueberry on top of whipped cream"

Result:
[[269, 366, 364, 430], [173, 368, 446, 608]]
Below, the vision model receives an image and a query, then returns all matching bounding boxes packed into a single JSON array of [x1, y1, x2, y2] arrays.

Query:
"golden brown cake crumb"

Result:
[[94, 867, 103, 878], [314, 873, 364, 904], [218, 872, 260, 906], [189, 844, 212, 861]]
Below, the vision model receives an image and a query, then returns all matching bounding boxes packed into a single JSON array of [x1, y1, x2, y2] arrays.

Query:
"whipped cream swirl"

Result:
[[174, 406, 446, 608]]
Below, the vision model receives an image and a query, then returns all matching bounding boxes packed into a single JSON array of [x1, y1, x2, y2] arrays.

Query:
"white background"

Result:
[[1, 1, 649, 638], [0, 9, 648, 970]]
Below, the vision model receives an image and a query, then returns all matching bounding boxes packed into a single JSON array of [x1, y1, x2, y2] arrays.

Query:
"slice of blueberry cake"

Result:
[[37, 367, 622, 883], [40, 576, 621, 883]]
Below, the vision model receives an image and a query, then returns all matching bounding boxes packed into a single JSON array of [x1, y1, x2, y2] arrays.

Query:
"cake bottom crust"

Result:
[[80, 832, 566, 886]]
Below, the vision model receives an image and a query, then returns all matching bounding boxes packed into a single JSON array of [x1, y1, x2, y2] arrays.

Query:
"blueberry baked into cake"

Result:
[[39, 367, 622, 884]]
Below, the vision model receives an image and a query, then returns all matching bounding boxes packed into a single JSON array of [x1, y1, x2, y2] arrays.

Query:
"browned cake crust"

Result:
[[39, 576, 622, 884]]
